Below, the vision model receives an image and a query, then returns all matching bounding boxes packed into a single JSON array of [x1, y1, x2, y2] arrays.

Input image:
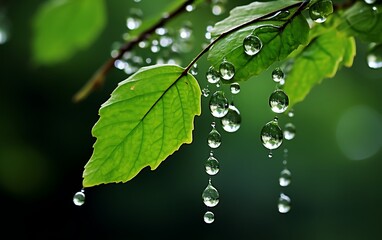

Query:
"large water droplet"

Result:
[[367, 43, 382, 69], [202, 179, 220, 207], [278, 193, 291, 213], [204, 211, 215, 224], [243, 35, 262, 56], [269, 89, 289, 114], [219, 60, 235, 81], [208, 128, 222, 149], [283, 123, 296, 140], [364, 0, 377, 4], [126, 8, 143, 30], [279, 169, 292, 187], [221, 104, 241, 133], [205, 155, 220, 175], [206, 66, 221, 84], [230, 82, 240, 94], [272, 67, 285, 83], [309, 0, 333, 23], [209, 91, 229, 118], [260, 117, 283, 150], [73, 189, 85, 206]]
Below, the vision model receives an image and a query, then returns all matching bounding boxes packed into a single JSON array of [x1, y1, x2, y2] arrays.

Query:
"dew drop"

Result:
[[202, 178, 220, 207], [278, 193, 291, 213], [206, 66, 221, 84], [260, 117, 283, 150], [272, 67, 285, 83], [221, 104, 241, 133], [309, 0, 333, 23], [207, 128, 222, 149], [269, 89, 289, 114], [126, 8, 143, 30], [230, 82, 240, 94], [209, 90, 229, 118], [73, 189, 85, 206], [243, 35, 262, 56], [219, 60, 235, 81], [205, 155, 220, 175], [204, 211, 215, 224], [283, 122, 296, 140], [279, 168, 292, 187], [202, 88, 210, 97], [367, 43, 382, 69]]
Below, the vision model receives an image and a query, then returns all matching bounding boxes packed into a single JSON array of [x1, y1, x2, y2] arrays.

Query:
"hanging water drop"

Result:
[[309, 0, 333, 23], [205, 155, 220, 175], [278, 193, 291, 213], [202, 178, 220, 207], [206, 66, 221, 84], [269, 89, 289, 114], [209, 90, 229, 118], [207, 127, 222, 149], [230, 82, 240, 95], [73, 189, 85, 206], [221, 104, 241, 133], [272, 67, 285, 83], [283, 123, 296, 140], [202, 88, 210, 97], [243, 35, 262, 56], [219, 60, 235, 81], [260, 117, 283, 150], [367, 43, 382, 69], [204, 211, 215, 224], [279, 168, 292, 187]]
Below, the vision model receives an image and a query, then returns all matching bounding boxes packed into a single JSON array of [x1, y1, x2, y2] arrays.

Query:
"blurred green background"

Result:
[[1, 0, 382, 239]]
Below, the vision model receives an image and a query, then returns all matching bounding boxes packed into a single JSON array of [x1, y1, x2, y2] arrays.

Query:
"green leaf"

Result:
[[207, 13, 309, 82], [283, 26, 356, 107], [32, 0, 106, 65], [82, 65, 201, 187]]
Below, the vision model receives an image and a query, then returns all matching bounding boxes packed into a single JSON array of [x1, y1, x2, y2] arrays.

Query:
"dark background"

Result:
[[1, 0, 382, 239]]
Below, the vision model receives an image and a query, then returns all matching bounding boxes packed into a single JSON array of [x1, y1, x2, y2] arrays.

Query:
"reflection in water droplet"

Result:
[[205, 156, 220, 175], [209, 91, 229, 118], [73, 189, 85, 206], [309, 0, 333, 23], [202, 88, 210, 97], [272, 67, 285, 83], [261, 118, 283, 150], [202, 179, 220, 207], [221, 104, 241, 133], [279, 169, 292, 187], [283, 123, 296, 140], [230, 82, 240, 94], [126, 8, 143, 30], [243, 35, 262, 56], [204, 211, 215, 224], [206, 66, 221, 84], [269, 89, 289, 113], [208, 128, 222, 149], [219, 60, 235, 81], [367, 43, 382, 69], [278, 193, 291, 213]]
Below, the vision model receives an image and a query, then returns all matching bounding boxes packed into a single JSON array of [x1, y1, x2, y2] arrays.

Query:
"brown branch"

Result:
[[73, 0, 196, 103]]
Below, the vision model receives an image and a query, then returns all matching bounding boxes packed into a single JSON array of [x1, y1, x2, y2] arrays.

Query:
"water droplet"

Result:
[[186, 4, 194, 12], [202, 88, 210, 97], [202, 178, 220, 207], [208, 128, 222, 149], [283, 123, 296, 140], [278, 193, 291, 213], [243, 35, 262, 56], [364, 0, 376, 4], [219, 60, 235, 81], [272, 67, 285, 83], [268, 150, 273, 158], [204, 211, 215, 224], [367, 43, 382, 69], [209, 91, 229, 118], [260, 117, 283, 150], [206, 66, 221, 84], [269, 89, 289, 114], [221, 104, 241, 133], [73, 189, 85, 206], [190, 63, 198, 76], [211, 0, 226, 16], [126, 8, 143, 30], [205, 155, 220, 175], [279, 169, 292, 187], [179, 22, 192, 39], [230, 82, 240, 94], [288, 109, 295, 118], [309, 0, 333, 23]]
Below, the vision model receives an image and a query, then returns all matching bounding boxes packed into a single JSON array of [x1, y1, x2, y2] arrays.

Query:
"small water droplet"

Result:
[[206, 66, 221, 84], [221, 104, 241, 133], [126, 8, 143, 30], [205, 155, 220, 175], [243, 35, 262, 56], [288, 109, 295, 118], [202, 179, 220, 207], [367, 43, 382, 69], [209, 91, 229, 118], [211, 0, 226, 16], [230, 82, 241, 94], [278, 193, 291, 213], [260, 117, 283, 150], [202, 88, 210, 97], [179, 22, 192, 40], [219, 60, 235, 81], [208, 128, 222, 149], [186, 4, 194, 12], [73, 189, 85, 206], [279, 168, 292, 187], [272, 67, 285, 83], [204, 211, 215, 224], [268, 150, 273, 158], [309, 0, 333, 23], [283, 123, 296, 140], [269, 89, 289, 114]]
